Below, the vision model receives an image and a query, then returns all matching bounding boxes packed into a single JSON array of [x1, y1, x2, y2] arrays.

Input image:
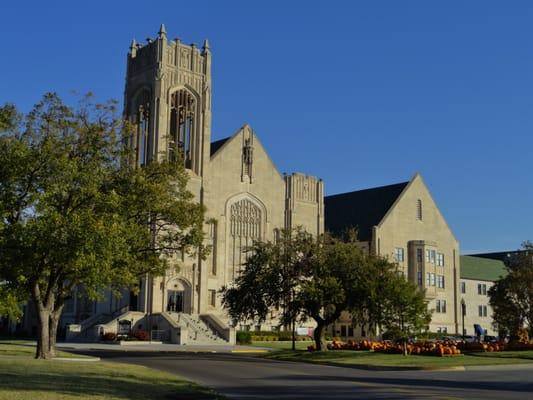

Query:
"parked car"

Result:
[[484, 335, 498, 343], [462, 335, 476, 343]]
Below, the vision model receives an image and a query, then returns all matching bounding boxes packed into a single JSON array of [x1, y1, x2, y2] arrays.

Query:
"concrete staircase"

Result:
[[170, 312, 227, 345]]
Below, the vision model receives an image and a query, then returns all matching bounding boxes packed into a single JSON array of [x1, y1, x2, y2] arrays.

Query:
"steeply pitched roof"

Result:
[[467, 250, 529, 263], [460, 256, 507, 282], [210, 137, 230, 156], [325, 181, 409, 242]]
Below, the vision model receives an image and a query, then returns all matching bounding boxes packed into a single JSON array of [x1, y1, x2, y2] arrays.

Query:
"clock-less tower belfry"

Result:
[[66, 25, 324, 344], [124, 23, 212, 175]]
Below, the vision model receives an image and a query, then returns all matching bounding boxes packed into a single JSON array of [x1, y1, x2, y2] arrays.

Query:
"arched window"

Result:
[[229, 198, 262, 280], [132, 90, 151, 166], [169, 89, 196, 169]]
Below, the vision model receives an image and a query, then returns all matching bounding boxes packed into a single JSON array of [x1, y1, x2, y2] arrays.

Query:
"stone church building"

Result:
[[14, 26, 467, 344], [59, 25, 324, 344]]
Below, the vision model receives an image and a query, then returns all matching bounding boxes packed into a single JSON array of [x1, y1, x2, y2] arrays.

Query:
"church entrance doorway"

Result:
[[167, 290, 184, 313]]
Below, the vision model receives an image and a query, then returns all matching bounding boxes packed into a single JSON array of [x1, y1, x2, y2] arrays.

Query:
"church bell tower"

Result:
[[124, 24, 212, 176]]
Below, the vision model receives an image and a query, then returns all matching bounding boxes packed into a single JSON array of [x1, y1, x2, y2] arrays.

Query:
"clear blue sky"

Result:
[[1, 1, 532, 253]]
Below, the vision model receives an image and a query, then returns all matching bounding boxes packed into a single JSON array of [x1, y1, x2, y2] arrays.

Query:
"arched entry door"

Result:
[[165, 278, 192, 314], [167, 290, 184, 313]]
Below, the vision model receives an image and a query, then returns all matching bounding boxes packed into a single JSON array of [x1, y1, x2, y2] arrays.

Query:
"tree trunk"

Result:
[[314, 321, 327, 351], [49, 305, 64, 358], [291, 317, 296, 351], [31, 282, 56, 359], [36, 308, 52, 359]]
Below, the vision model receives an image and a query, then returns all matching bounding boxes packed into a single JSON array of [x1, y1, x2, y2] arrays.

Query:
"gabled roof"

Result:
[[210, 137, 230, 157], [460, 256, 507, 282], [325, 181, 409, 242]]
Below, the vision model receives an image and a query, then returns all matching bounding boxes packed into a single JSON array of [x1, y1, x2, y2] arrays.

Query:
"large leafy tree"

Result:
[[0, 93, 205, 359], [222, 231, 429, 351], [221, 228, 316, 348], [489, 242, 533, 338]]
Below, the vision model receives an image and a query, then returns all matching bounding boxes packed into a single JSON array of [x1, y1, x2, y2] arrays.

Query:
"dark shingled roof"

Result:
[[210, 137, 230, 156], [460, 256, 507, 282], [325, 181, 409, 242]]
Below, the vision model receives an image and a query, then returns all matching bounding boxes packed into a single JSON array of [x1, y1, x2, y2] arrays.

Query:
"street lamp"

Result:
[[461, 299, 466, 340]]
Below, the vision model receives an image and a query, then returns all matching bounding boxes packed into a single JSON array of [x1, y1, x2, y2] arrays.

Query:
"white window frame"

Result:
[[394, 247, 404, 263]]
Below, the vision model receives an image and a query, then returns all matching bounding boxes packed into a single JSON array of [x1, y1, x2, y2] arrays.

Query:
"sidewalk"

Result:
[[56, 341, 271, 353]]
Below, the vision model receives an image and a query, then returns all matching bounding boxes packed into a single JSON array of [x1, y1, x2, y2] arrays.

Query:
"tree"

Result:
[[489, 242, 533, 339], [381, 277, 431, 354], [0, 93, 205, 359], [222, 231, 415, 351], [221, 228, 316, 349]]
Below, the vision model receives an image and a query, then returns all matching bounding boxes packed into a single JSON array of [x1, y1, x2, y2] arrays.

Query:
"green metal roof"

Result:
[[460, 256, 507, 281]]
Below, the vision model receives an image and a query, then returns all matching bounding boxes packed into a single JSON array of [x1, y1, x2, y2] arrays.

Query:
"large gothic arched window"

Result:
[[229, 198, 262, 280], [169, 89, 196, 169]]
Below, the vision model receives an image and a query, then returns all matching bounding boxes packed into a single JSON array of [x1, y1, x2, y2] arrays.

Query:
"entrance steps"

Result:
[[168, 312, 228, 345]]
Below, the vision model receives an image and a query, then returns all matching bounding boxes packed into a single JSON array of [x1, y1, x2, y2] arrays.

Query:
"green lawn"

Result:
[[264, 349, 533, 369], [251, 340, 312, 351], [0, 340, 221, 400], [0, 340, 89, 358]]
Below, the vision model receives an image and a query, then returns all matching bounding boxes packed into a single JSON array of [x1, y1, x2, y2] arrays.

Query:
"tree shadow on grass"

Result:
[[0, 363, 218, 400]]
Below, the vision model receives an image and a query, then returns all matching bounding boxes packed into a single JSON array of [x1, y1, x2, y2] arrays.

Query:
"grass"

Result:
[[0, 340, 89, 358], [0, 340, 221, 399], [264, 349, 533, 369], [251, 340, 312, 351]]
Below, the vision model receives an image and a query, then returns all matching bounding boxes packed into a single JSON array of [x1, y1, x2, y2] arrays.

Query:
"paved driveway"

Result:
[[77, 350, 533, 399]]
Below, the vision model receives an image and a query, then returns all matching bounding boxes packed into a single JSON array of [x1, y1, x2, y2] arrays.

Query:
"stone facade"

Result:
[[459, 255, 508, 337], [99, 26, 323, 331], [325, 174, 460, 337]]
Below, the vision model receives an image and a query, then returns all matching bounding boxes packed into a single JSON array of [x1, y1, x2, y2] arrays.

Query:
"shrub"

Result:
[[237, 331, 252, 344], [102, 332, 117, 341], [133, 329, 150, 341]]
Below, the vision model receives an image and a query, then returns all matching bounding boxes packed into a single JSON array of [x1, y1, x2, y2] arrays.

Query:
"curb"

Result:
[[231, 349, 269, 353], [53, 357, 101, 362]]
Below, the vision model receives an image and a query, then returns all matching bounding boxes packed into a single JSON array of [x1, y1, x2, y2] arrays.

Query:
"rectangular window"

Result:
[[417, 271, 423, 286], [348, 326, 354, 337], [209, 289, 216, 307], [437, 275, 445, 289], [478, 283, 487, 295], [437, 300, 447, 313], [425, 250, 430, 262], [430, 273, 436, 286], [461, 282, 466, 294], [341, 325, 347, 337], [394, 247, 405, 262], [479, 305, 488, 317], [417, 248, 423, 263], [209, 221, 217, 275], [426, 272, 430, 286], [430, 250, 436, 264], [437, 253, 445, 267]]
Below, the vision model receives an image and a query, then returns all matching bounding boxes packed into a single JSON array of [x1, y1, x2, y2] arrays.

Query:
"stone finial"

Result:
[[202, 39, 210, 52], [159, 23, 167, 38], [130, 39, 137, 56]]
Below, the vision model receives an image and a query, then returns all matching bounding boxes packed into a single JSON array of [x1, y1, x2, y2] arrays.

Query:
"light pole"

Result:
[[461, 299, 466, 340]]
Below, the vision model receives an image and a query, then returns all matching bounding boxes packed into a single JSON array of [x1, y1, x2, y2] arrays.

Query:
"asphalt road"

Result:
[[79, 350, 533, 399]]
